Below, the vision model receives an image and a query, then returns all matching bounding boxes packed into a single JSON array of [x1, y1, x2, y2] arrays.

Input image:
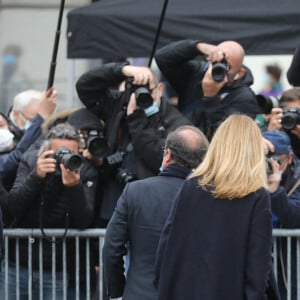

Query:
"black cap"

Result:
[[67, 108, 104, 131]]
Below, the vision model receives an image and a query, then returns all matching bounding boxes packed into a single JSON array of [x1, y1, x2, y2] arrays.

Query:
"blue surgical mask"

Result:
[[24, 120, 32, 131], [144, 102, 159, 117]]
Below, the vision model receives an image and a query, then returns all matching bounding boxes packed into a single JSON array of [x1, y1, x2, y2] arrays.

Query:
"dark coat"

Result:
[[287, 43, 300, 86], [76, 62, 191, 222], [155, 177, 274, 300], [103, 164, 191, 300], [155, 39, 260, 139]]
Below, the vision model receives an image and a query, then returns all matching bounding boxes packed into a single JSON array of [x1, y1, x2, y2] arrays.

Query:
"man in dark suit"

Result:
[[102, 125, 209, 300]]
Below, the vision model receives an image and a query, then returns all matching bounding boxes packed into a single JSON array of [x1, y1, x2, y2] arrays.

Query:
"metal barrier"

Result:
[[2, 229, 106, 300], [1, 228, 300, 300]]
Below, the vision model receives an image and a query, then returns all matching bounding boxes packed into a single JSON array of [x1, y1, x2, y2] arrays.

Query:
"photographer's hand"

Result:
[[267, 158, 281, 193], [202, 63, 227, 97], [36, 150, 56, 178], [126, 94, 137, 116], [196, 42, 217, 57], [262, 137, 275, 155], [267, 108, 283, 131], [60, 164, 80, 187], [38, 87, 57, 120], [122, 66, 156, 87]]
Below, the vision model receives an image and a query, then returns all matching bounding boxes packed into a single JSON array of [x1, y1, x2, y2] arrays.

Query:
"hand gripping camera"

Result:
[[281, 107, 300, 130], [54, 147, 83, 171]]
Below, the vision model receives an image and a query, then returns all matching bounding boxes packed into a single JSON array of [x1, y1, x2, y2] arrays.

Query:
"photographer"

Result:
[[264, 130, 300, 300], [267, 87, 300, 159], [154, 39, 260, 139], [0, 123, 97, 299], [76, 63, 191, 226]]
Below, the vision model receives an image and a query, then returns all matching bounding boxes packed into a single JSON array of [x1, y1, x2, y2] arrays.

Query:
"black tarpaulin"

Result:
[[67, 0, 300, 59]]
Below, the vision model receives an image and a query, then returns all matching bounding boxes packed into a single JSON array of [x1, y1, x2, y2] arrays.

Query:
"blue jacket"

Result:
[[0, 114, 44, 191]]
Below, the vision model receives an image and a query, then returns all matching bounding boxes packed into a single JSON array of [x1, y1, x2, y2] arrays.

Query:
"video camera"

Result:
[[82, 130, 109, 157], [212, 58, 230, 83], [281, 107, 300, 130], [256, 94, 279, 114], [54, 147, 83, 172]]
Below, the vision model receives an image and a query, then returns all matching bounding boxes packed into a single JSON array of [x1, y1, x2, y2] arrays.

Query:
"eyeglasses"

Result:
[[149, 84, 159, 93], [21, 111, 34, 122]]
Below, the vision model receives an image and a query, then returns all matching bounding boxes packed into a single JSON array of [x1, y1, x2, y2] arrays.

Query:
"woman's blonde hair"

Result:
[[190, 114, 267, 199]]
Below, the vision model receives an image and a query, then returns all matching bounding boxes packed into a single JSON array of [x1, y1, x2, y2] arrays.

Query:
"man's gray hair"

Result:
[[165, 125, 209, 169]]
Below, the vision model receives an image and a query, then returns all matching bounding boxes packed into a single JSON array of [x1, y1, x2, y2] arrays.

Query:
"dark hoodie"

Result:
[[155, 39, 260, 139]]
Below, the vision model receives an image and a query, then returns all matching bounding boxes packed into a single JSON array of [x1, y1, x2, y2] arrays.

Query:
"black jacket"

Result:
[[102, 164, 190, 300], [4, 149, 98, 270], [155, 39, 260, 139], [155, 178, 274, 300], [76, 63, 191, 222]]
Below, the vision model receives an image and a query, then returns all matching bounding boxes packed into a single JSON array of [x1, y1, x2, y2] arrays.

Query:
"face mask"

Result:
[[24, 120, 32, 131], [0, 129, 14, 152], [159, 164, 164, 172], [144, 102, 159, 117]]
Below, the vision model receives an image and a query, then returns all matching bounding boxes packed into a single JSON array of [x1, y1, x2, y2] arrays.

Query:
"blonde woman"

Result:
[[155, 115, 276, 300]]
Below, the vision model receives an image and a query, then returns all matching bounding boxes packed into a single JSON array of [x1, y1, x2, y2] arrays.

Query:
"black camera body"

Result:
[[212, 59, 230, 82], [115, 168, 135, 186], [133, 84, 153, 109], [54, 147, 83, 172], [104, 151, 135, 186], [84, 130, 109, 157], [266, 153, 282, 176], [256, 94, 279, 115], [282, 107, 300, 130]]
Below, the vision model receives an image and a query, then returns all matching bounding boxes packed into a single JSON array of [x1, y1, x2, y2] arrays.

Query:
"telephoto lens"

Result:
[[134, 86, 153, 109], [212, 59, 230, 82], [54, 147, 83, 171]]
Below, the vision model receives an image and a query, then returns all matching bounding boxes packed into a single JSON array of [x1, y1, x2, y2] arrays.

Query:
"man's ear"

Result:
[[234, 68, 246, 80], [288, 152, 294, 164]]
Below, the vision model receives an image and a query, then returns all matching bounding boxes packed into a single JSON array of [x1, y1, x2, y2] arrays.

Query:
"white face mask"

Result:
[[0, 129, 14, 152]]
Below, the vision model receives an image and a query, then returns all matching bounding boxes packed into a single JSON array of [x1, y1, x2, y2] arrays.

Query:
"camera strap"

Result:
[[106, 80, 132, 154], [287, 178, 300, 197], [39, 198, 69, 244]]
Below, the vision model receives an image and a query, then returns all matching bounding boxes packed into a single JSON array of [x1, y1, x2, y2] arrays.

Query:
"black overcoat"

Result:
[[155, 177, 274, 300]]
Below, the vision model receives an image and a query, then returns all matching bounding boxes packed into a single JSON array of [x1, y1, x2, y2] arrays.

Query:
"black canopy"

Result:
[[67, 0, 300, 59]]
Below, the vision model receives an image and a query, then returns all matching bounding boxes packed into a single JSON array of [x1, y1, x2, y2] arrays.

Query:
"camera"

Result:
[[115, 168, 135, 186], [54, 147, 83, 171], [256, 94, 279, 114], [134, 85, 153, 109], [212, 58, 230, 82], [83, 130, 109, 157], [104, 151, 136, 186], [281, 107, 300, 130]]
